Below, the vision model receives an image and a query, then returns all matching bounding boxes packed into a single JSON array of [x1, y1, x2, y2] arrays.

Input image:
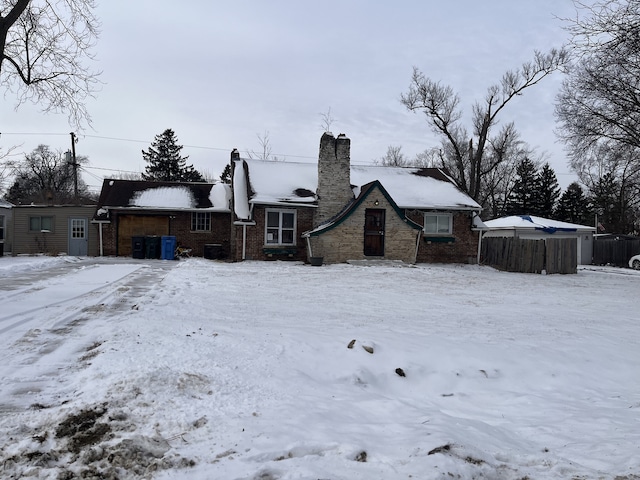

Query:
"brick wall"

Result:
[[100, 210, 231, 258], [406, 210, 480, 263], [231, 206, 314, 262]]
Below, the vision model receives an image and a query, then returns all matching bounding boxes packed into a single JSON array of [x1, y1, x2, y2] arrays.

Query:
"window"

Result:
[[265, 209, 296, 245], [191, 212, 211, 232], [424, 213, 452, 234], [29, 216, 54, 232], [0, 215, 4, 241], [70, 218, 86, 239]]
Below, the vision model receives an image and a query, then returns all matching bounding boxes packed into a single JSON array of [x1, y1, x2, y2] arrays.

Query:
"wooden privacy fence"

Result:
[[593, 238, 640, 267], [481, 237, 577, 274]]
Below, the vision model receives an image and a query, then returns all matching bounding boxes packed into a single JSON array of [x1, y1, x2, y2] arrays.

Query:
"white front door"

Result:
[[68, 218, 88, 256]]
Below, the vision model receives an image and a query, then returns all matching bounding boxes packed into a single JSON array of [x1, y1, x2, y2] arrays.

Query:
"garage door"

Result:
[[118, 215, 169, 256]]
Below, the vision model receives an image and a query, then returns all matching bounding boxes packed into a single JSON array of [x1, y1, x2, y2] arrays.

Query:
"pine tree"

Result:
[[536, 163, 561, 218], [555, 182, 591, 225], [142, 129, 204, 182], [220, 164, 232, 184], [506, 157, 540, 216]]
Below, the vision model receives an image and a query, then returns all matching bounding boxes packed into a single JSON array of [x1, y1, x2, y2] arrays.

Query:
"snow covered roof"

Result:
[[234, 159, 480, 220], [94, 179, 231, 221], [484, 215, 596, 233], [0, 198, 13, 208]]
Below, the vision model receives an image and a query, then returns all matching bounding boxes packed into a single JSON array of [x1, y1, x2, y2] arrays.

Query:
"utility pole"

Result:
[[69, 132, 78, 202]]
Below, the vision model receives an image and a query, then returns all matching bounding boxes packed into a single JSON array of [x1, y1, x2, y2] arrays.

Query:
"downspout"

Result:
[[99, 223, 104, 257], [242, 224, 247, 260], [305, 236, 313, 259], [476, 230, 482, 264], [413, 230, 421, 264]]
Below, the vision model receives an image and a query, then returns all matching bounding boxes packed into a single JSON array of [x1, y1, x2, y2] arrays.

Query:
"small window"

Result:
[[424, 213, 451, 234], [0, 215, 4, 241], [29, 216, 54, 232], [191, 212, 211, 232], [265, 209, 296, 245]]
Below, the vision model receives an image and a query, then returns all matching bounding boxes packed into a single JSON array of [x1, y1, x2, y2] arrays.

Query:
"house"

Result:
[[0, 199, 13, 256], [483, 215, 596, 265], [92, 179, 232, 258], [230, 132, 483, 264], [10, 204, 99, 256]]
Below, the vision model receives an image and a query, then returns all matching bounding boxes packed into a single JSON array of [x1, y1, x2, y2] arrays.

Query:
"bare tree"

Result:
[[319, 107, 335, 133], [0, 0, 101, 128], [556, 0, 640, 157], [401, 49, 568, 204], [5, 144, 90, 204], [246, 130, 283, 161], [375, 145, 408, 167]]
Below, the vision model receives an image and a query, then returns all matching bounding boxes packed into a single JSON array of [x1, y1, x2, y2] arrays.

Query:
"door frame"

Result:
[[364, 208, 385, 256], [68, 217, 88, 256]]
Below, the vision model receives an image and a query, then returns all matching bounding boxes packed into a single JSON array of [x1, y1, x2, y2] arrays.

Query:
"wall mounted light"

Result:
[[374, 199, 379, 206]]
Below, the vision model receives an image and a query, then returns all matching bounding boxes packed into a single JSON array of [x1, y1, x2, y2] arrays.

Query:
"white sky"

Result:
[[1, 1, 580, 194]]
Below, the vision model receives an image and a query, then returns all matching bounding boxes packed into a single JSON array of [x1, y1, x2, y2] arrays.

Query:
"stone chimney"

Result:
[[315, 132, 353, 227]]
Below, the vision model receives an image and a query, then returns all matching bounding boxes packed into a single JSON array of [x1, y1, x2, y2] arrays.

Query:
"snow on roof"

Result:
[[131, 186, 196, 209], [209, 183, 231, 211], [246, 159, 318, 205], [351, 165, 480, 210], [241, 159, 480, 210], [484, 215, 596, 232]]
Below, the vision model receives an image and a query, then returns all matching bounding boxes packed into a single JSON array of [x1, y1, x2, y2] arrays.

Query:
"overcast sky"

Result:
[[1, 1, 580, 194]]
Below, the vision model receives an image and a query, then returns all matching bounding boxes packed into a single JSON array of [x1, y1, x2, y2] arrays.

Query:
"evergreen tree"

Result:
[[555, 182, 591, 225], [589, 172, 634, 233], [142, 129, 204, 182], [505, 157, 540, 215], [220, 164, 232, 184], [536, 163, 561, 218]]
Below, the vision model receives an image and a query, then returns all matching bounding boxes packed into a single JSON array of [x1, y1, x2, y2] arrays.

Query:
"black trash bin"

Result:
[[132, 236, 145, 259], [203, 243, 222, 260], [0, 242, 4, 257], [145, 235, 161, 259]]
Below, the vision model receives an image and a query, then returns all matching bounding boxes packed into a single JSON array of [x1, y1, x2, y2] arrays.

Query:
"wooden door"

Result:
[[364, 209, 385, 256]]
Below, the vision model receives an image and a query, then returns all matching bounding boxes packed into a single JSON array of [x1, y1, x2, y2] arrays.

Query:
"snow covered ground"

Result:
[[0, 256, 638, 479]]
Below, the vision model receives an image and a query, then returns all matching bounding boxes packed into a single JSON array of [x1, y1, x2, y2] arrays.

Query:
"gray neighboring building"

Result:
[[0, 199, 13, 256], [10, 204, 99, 256]]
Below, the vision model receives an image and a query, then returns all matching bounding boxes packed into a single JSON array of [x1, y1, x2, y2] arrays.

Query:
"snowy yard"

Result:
[[0, 256, 638, 479]]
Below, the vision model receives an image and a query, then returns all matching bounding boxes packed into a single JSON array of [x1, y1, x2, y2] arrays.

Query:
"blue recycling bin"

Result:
[[161, 235, 176, 260]]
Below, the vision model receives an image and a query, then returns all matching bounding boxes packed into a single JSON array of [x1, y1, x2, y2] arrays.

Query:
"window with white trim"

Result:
[[265, 209, 296, 245], [424, 213, 452, 234], [29, 216, 54, 232], [191, 212, 211, 232]]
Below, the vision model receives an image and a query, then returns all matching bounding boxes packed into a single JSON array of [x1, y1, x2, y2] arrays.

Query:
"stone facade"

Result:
[[309, 184, 420, 264], [315, 133, 354, 227]]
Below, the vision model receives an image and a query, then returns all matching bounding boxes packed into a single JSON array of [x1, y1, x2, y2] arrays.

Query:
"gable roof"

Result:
[[0, 199, 13, 208], [93, 179, 231, 221], [233, 158, 481, 219], [484, 215, 596, 234], [303, 180, 423, 237]]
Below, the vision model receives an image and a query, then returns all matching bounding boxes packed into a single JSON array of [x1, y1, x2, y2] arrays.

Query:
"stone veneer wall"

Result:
[[406, 210, 479, 263], [309, 186, 419, 264], [315, 133, 354, 227]]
